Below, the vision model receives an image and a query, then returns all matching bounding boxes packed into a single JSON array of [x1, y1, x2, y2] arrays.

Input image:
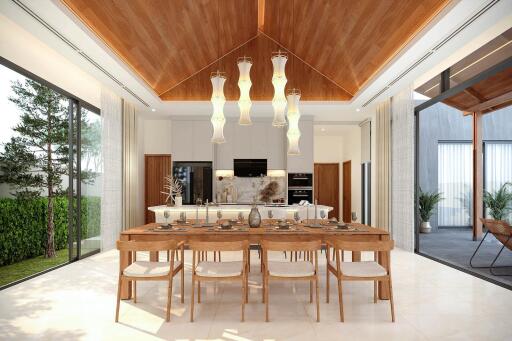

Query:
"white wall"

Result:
[[313, 125, 362, 221]]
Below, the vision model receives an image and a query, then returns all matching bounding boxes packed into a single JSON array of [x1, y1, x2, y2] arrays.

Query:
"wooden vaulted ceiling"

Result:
[[62, 0, 450, 101]]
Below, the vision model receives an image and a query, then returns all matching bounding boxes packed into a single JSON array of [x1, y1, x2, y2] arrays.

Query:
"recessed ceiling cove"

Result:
[[61, 0, 450, 101]]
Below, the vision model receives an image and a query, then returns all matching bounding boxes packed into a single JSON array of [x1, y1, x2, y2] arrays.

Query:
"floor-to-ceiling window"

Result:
[[0, 59, 101, 288]]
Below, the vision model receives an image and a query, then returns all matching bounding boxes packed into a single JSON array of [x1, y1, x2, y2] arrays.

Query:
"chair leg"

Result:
[[389, 278, 395, 322], [326, 267, 330, 303], [115, 275, 122, 322], [265, 275, 269, 322], [315, 277, 320, 322], [190, 278, 195, 322], [469, 230, 490, 268], [241, 277, 246, 322], [337, 277, 344, 322], [166, 276, 174, 322], [218, 251, 221, 261], [181, 266, 185, 304], [214, 251, 217, 262], [133, 281, 137, 303], [309, 280, 313, 303], [374, 280, 378, 303], [198, 281, 201, 303]]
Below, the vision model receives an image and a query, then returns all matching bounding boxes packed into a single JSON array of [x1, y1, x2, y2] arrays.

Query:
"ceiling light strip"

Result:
[[11, 0, 150, 107], [362, 0, 501, 107]]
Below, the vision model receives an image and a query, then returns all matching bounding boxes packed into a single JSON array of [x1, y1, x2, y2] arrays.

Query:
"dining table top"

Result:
[[121, 222, 389, 237]]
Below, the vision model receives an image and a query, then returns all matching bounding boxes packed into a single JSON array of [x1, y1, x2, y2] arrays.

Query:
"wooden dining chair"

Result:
[[326, 239, 395, 322], [115, 240, 185, 322], [261, 239, 322, 322], [189, 240, 249, 322]]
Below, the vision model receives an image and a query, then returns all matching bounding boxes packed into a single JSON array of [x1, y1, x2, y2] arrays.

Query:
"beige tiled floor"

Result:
[[0, 248, 511, 340]]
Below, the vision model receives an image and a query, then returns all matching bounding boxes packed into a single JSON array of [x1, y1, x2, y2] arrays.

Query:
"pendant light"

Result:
[[271, 51, 288, 127], [211, 71, 226, 143], [286, 88, 301, 155], [237, 56, 253, 125], [286, 0, 301, 154], [211, 0, 226, 143]]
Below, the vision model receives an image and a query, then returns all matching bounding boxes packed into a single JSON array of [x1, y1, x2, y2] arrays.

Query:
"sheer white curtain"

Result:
[[391, 87, 415, 251], [485, 142, 512, 222], [437, 143, 472, 227], [375, 99, 391, 231], [100, 88, 122, 250]]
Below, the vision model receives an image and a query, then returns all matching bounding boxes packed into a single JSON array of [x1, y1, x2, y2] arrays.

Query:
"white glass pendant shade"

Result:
[[271, 52, 288, 127], [286, 89, 301, 155], [237, 57, 253, 125], [210, 71, 227, 143]]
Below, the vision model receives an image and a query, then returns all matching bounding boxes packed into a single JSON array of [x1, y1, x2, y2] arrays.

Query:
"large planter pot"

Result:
[[420, 221, 432, 234]]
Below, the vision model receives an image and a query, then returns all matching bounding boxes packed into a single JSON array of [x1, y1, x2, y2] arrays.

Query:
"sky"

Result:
[[0, 64, 25, 152]]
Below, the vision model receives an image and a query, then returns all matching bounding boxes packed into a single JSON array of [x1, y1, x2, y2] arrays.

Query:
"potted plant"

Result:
[[483, 182, 512, 221], [419, 188, 443, 233], [161, 176, 183, 207]]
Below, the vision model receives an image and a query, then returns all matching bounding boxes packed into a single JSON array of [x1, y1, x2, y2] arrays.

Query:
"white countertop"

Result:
[[148, 204, 332, 223]]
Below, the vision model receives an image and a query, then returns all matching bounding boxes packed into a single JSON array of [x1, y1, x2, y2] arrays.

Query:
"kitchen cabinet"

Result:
[[216, 119, 286, 170], [171, 119, 213, 161]]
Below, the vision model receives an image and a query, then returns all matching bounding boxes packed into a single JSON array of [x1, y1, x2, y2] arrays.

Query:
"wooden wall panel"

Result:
[[314, 163, 340, 220], [144, 154, 172, 224]]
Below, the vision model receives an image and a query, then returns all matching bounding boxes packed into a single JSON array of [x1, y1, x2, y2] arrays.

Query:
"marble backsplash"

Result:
[[215, 176, 286, 203]]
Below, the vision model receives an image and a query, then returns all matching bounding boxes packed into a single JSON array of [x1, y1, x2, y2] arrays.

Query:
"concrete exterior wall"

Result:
[[418, 101, 512, 230]]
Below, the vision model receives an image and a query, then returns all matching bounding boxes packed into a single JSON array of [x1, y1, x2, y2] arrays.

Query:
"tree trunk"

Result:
[[46, 193, 56, 258], [46, 115, 55, 258]]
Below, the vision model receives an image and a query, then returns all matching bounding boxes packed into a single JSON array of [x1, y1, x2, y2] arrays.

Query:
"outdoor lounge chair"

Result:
[[470, 218, 512, 276]]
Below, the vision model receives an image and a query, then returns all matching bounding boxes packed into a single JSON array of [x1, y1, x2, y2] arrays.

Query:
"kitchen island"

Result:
[[148, 204, 333, 223]]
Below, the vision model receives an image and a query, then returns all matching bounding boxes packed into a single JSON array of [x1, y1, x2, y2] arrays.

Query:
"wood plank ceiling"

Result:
[[416, 28, 512, 113], [62, 0, 450, 101]]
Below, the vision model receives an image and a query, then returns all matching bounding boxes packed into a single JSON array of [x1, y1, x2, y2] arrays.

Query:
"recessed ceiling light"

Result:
[[321, 128, 326, 132], [356, 108, 361, 112], [151, 108, 156, 112]]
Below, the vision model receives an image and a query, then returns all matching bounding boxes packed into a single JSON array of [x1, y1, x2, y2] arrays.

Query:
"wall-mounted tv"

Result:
[[233, 159, 267, 177]]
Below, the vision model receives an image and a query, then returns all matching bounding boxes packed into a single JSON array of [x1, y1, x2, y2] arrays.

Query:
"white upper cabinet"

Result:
[[215, 118, 286, 170], [286, 118, 313, 173], [171, 120, 213, 161]]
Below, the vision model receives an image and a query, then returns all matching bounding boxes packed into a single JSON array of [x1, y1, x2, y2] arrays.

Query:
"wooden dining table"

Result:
[[119, 222, 391, 300]]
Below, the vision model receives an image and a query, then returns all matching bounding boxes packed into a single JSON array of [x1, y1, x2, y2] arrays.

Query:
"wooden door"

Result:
[[342, 161, 352, 222], [314, 163, 339, 219], [145, 154, 172, 223]]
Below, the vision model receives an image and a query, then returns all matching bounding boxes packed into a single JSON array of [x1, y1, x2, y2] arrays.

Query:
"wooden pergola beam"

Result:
[[466, 90, 512, 113], [472, 112, 483, 240]]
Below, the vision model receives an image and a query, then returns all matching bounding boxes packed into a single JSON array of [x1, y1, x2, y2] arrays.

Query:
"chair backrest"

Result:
[[330, 239, 394, 252], [261, 239, 322, 252], [189, 240, 249, 252], [481, 218, 512, 237], [116, 240, 179, 252]]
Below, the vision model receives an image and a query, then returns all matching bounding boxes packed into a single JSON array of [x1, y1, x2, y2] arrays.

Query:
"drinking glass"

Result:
[[238, 212, 244, 223], [320, 210, 326, 220], [217, 210, 222, 224], [163, 210, 170, 225], [351, 211, 358, 223], [180, 211, 186, 222], [267, 210, 273, 226], [293, 211, 300, 224]]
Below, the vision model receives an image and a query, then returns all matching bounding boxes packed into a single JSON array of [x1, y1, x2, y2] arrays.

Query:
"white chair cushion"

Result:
[[334, 261, 387, 277], [195, 261, 243, 277], [123, 261, 181, 278], [268, 261, 315, 277]]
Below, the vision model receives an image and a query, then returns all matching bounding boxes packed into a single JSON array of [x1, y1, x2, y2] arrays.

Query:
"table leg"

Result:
[[120, 235, 132, 300], [378, 235, 390, 300], [352, 251, 361, 262]]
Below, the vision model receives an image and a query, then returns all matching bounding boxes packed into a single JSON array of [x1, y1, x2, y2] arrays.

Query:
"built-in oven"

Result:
[[288, 189, 313, 205], [288, 173, 313, 188]]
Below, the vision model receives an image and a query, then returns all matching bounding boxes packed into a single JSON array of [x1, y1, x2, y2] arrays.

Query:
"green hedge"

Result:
[[0, 196, 100, 266]]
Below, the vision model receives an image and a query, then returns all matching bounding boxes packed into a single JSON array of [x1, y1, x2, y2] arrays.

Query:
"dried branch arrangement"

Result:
[[161, 175, 183, 205]]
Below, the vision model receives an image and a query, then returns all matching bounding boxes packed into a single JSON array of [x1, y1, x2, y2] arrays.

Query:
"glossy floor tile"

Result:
[[0, 248, 510, 340]]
